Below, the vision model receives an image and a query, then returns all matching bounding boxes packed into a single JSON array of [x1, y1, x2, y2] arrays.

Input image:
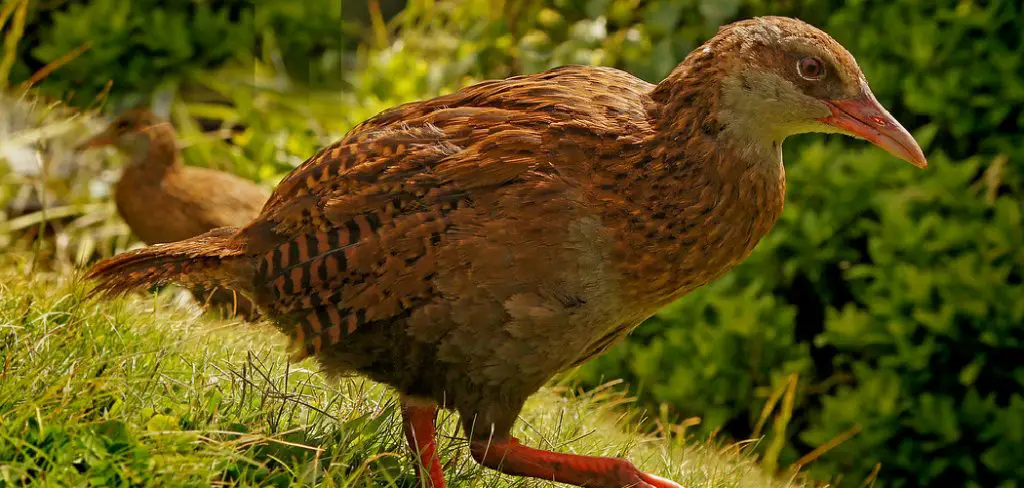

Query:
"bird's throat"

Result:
[[127, 132, 182, 174]]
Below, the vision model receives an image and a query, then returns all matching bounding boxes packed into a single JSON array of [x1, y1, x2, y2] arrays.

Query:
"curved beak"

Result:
[[818, 86, 928, 169]]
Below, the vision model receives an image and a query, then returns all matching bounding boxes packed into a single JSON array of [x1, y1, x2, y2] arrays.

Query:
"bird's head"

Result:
[[686, 16, 927, 168], [77, 109, 176, 163]]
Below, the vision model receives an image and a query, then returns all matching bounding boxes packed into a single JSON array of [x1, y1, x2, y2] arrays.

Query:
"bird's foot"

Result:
[[469, 436, 682, 488]]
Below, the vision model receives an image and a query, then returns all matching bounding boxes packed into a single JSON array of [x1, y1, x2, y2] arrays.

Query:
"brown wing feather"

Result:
[[238, 65, 655, 359]]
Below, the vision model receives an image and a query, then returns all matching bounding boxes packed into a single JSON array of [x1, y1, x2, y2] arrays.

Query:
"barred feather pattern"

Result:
[[85, 227, 252, 299]]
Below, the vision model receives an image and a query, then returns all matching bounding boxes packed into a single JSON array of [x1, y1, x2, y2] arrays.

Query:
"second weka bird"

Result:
[[86, 17, 927, 488], [80, 110, 269, 318]]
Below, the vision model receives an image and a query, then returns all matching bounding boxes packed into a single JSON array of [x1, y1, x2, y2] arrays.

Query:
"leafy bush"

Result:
[[12, 0, 354, 105]]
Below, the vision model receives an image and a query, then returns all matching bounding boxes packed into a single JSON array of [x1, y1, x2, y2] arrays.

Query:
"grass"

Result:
[[0, 267, 805, 487]]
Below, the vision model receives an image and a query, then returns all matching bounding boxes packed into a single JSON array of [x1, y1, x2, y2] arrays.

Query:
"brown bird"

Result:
[[79, 109, 270, 318], [85, 17, 926, 488]]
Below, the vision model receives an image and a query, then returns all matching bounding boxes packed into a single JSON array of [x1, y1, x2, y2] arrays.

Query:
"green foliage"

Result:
[[12, 0, 351, 104]]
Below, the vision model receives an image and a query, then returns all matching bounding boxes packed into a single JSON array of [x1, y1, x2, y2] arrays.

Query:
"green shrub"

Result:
[[13, 0, 353, 105]]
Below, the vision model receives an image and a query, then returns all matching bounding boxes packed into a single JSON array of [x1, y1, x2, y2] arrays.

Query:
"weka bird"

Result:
[[86, 17, 927, 488], [79, 109, 270, 318]]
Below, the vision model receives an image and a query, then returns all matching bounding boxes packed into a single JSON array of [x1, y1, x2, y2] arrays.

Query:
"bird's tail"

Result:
[[85, 227, 254, 298]]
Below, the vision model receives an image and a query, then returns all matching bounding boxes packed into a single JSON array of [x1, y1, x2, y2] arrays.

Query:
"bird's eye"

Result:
[[797, 57, 825, 80]]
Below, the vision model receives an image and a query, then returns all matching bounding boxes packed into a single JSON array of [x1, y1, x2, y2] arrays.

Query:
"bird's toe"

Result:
[[637, 471, 684, 488]]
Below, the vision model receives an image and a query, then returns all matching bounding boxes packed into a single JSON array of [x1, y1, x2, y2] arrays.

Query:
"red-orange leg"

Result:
[[469, 436, 681, 488], [401, 401, 446, 488]]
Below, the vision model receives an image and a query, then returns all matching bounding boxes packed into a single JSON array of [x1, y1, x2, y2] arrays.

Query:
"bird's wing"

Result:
[[238, 65, 653, 359]]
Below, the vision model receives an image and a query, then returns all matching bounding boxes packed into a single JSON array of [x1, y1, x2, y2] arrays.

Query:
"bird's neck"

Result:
[[605, 58, 786, 308], [126, 131, 182, 179]]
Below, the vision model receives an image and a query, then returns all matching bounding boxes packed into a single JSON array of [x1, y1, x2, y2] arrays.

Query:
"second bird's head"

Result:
[[77, 109, 175, 163], [669, 16, 927, 169]]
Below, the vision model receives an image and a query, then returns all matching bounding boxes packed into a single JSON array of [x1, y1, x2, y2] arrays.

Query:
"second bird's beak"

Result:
[[74, 129, 115, 152], [818, 87, 928, 169]]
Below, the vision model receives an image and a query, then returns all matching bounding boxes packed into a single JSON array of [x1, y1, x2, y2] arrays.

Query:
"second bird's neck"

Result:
[[126, 133, 183, 179]]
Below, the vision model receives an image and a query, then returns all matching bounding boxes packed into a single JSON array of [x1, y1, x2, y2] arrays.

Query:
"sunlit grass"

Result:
[[0, 268, 803, 487]]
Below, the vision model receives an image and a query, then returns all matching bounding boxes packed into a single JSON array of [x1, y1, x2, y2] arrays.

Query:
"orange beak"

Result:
[[819, 87, 928, 169]]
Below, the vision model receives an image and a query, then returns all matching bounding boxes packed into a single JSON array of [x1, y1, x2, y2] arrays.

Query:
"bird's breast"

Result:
[[607, 160, 786, 309]]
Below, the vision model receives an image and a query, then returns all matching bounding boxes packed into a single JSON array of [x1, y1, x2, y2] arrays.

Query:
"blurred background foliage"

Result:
[[1, 0, 1022, 487]]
